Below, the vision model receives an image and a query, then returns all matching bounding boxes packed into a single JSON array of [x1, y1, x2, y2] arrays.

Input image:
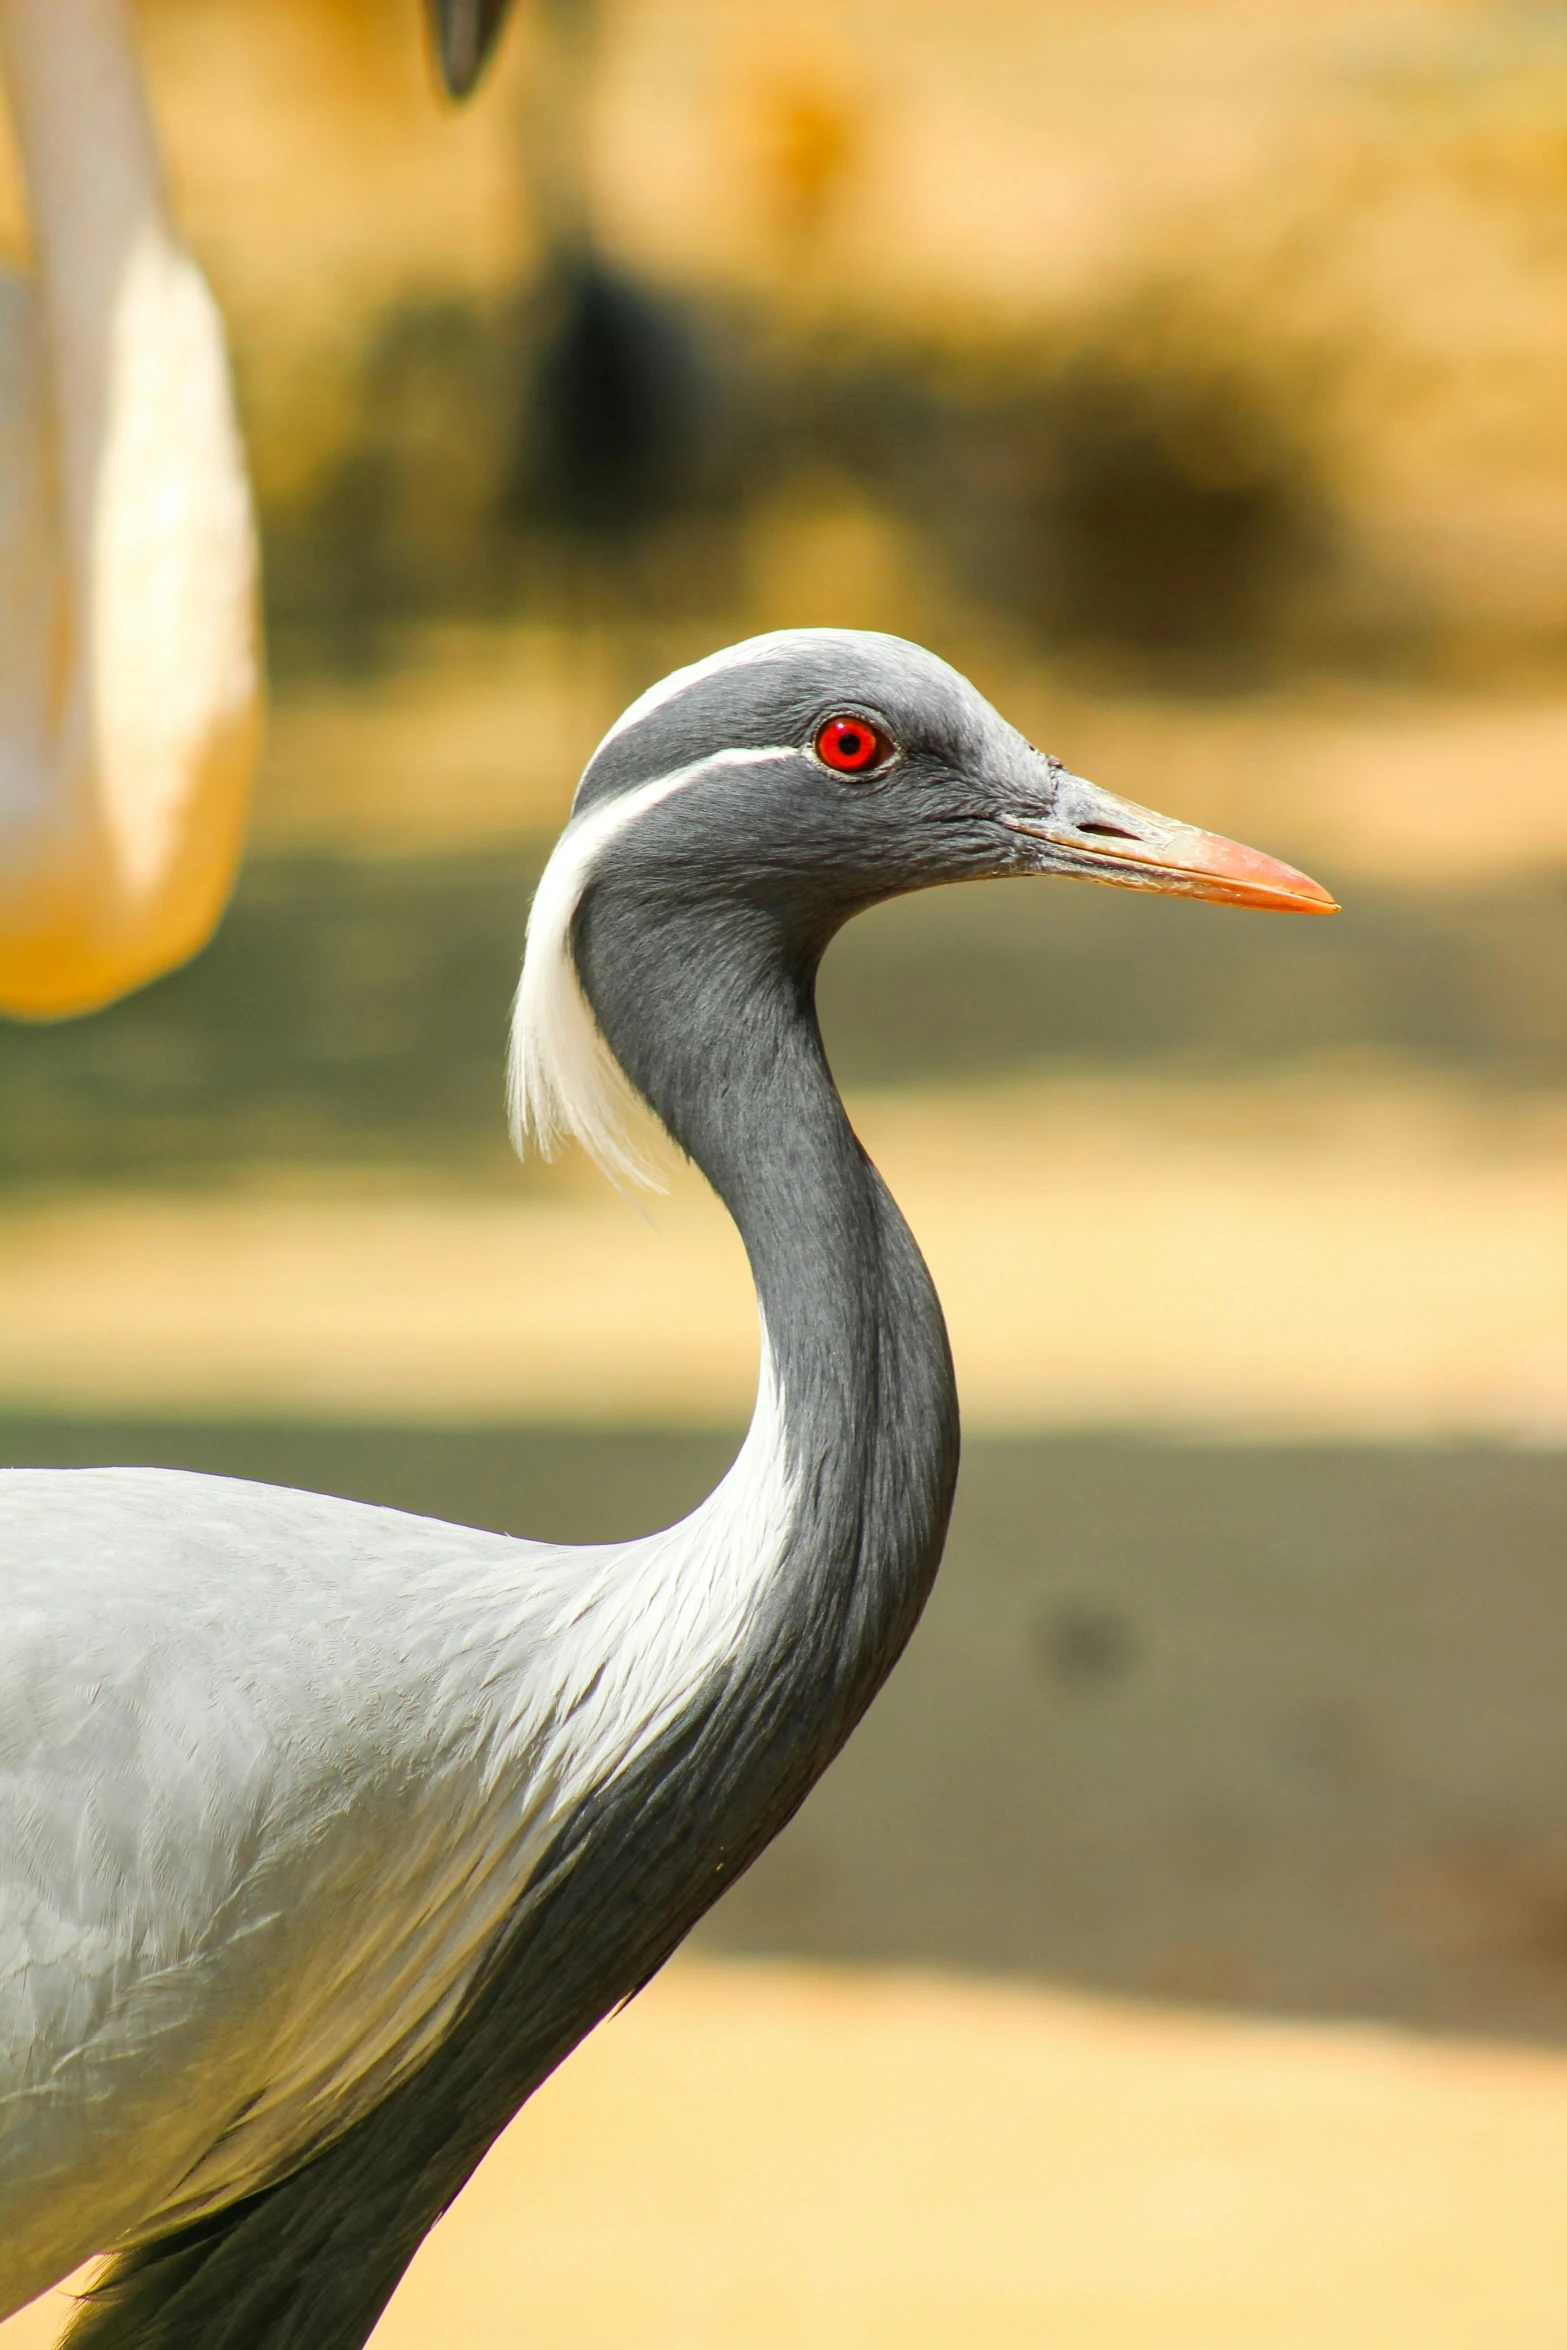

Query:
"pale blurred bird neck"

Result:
[[0, 0, 259, 1020]]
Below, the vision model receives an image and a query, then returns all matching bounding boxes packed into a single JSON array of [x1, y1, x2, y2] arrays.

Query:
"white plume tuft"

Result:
[[509, 748, 795, 1187]]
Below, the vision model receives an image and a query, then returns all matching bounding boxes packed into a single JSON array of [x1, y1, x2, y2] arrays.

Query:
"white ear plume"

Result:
[[509, 747, 795, 1188]]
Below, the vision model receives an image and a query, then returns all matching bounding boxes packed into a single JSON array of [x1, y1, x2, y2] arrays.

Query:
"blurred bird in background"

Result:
[[0, 0, 515, 1022]]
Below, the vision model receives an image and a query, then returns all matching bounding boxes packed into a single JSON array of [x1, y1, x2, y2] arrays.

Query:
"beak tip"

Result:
[[1273, 869, 1340, 916], [1188, 833, 1340, 917], [1238, 884, 1341, 916]]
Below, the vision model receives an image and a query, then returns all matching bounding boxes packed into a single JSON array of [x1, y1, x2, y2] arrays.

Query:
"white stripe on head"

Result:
[[509, 746, 798, 1186], [590, 633, 805, 761]]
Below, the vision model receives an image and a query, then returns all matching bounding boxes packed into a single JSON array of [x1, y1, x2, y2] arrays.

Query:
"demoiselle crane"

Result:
[[0, 629, 1335, 2348], [0, 0, 514, 1020]]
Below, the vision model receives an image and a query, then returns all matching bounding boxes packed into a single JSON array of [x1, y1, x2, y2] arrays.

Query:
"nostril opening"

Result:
[[1076, 819, 1139, 840]]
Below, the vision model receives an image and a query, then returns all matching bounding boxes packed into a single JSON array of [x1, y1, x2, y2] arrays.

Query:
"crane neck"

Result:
[[574, 884, 961, 1747]]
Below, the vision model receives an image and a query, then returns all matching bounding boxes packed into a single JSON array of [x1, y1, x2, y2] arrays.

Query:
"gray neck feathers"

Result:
[[571, 844, 961, 1751]]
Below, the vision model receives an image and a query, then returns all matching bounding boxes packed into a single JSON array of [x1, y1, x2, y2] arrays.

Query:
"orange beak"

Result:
[[1005, 774, 1338, 915]]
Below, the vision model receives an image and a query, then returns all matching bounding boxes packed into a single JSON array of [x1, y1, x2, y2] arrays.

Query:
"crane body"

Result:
[[0, 630, 1333, 2348]]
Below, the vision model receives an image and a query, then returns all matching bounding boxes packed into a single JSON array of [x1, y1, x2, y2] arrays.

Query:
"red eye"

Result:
[[814, 715, 890, 774]]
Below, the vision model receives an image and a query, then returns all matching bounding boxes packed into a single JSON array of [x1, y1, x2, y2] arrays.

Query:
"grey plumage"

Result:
[[0, 629, 1332, 2348]]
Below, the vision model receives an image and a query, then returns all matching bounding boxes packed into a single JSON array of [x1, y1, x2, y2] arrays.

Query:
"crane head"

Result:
[[511, 629, 1336, 1185], [566, 626, 1336, 922]]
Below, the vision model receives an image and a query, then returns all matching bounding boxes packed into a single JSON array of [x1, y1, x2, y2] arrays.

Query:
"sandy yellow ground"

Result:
[[7, 1956, 1567, 2350], [4, 1077, 1564, 1441]]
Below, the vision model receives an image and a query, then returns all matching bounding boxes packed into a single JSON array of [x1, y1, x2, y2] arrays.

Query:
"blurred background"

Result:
[[3, 1, 1567, 2337]]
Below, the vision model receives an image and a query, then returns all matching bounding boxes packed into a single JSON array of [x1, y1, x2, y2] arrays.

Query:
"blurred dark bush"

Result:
[[262, 280, 1330, 685]]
